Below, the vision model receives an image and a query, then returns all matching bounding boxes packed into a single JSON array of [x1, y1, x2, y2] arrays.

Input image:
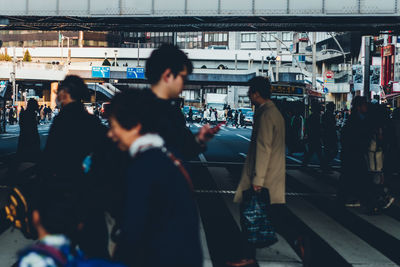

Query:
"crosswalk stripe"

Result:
[[286, 156, 303, 164], [236, 134, 251, 142], [286, 196, 397, 266]]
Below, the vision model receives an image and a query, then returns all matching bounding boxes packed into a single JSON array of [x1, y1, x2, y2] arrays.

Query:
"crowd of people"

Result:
[[2, 43, 399, 267], [12, 44, 222, 267], [282, 96, 399, 212]]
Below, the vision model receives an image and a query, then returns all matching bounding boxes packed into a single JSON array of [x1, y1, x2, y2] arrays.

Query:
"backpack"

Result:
[[18, 243, 126, 267]]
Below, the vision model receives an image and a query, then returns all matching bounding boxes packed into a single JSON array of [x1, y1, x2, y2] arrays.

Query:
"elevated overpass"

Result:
[[0, 0, 399, 32]]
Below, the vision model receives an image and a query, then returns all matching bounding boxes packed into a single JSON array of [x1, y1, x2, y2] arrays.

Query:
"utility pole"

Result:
[[11, 47, 16, 106], [363, 36, 372, 101], [137, 40, 140, 67], [276, 33, 282, 82], [312, 32, 317, 90]]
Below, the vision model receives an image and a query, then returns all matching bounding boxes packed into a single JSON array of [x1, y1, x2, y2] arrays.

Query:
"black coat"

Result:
[[17, 109, 40, 162], [115, 148, 202, 267], [41, 102, 108, 181], [148, 91, 204, 160]]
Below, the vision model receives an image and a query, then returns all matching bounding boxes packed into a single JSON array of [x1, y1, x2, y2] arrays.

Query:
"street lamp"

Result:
[[114, 50, 118, 67]]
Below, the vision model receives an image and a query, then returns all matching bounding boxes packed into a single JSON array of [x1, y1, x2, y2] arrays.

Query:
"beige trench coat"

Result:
[[233, 100, 286, 204]]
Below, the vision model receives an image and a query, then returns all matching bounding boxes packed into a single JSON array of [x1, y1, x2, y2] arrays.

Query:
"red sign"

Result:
[[325, 71, 334, 79], [383, 45, 394, 57]]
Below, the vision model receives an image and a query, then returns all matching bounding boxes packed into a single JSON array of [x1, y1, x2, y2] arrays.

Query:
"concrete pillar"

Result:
[[50, 82, 58, 109], [256, 32, 261, 51]]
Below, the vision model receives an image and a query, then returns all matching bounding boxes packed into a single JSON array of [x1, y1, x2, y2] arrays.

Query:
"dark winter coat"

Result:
[[115, 148, 202, 267], [148, 91, 204, 160], [17, 109, 40, 162]]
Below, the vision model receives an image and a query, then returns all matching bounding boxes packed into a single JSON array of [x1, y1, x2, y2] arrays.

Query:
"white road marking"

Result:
[[0, 135, 18, 139], [199, 153, 207, 163], [239, 153, 247, 158], [286, 155, 303, 164], [334, 158, 341, 163], [236, 134, 251, 142]]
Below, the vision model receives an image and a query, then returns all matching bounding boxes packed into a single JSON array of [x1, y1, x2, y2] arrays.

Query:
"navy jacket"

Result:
[[115, 148, 202, 267]]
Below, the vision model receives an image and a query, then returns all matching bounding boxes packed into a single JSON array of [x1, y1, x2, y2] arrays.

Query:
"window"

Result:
[[262, 32, 276, 42], [282, 32, 292, 42], [242, 33, 256, 43], [223, 33, 228, 42]]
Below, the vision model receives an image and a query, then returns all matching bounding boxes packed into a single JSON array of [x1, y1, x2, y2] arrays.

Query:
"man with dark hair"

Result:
[[107, 90, 202, 267], [41, 75, 112, 259], [17, 187, 81, 266], [145, 44, 218, 160], [233, 76, 285, 265]]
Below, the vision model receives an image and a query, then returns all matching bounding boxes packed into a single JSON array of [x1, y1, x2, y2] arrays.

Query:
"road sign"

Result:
[[127, 67, 145, 79], [325, 71, 334, 84], [325, 71, 334, 79], [92, 67, 110, 78]]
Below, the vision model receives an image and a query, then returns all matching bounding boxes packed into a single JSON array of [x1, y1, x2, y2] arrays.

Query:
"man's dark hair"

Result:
[[59, 75, 89, 101], [32, 185, 81, 239], [248, 76, 271, 99], [146, 44, 193, 85], [109, 90, 157, 134]]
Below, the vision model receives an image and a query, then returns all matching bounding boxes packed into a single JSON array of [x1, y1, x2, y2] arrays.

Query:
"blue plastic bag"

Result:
[[240, 188, 278, 248]]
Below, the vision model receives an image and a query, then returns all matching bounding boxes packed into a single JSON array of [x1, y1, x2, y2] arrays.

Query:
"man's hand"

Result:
[[253, 185, 262, 192], [197, 123, 222, 143]]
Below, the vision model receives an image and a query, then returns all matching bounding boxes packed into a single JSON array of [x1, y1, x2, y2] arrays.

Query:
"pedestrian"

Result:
[[8, 106, 15, 125], [16, 186, 126, 267], [17, 99, 40, 163], [339, 96, 370, 206], [188, 106, 193, 126], [232, 76, 286, 265], [389, 108, 400, 175], [108, 90, 202, 267], [145, 44, 219, 161], [321, 102, 338, 171], [288, 103, 305, 155], [303, 101, 323, 167], [236, 109, 244, 128], [227, 106, 233, 125], [17, 187, 83, 267], [41, 75, 111, 259]]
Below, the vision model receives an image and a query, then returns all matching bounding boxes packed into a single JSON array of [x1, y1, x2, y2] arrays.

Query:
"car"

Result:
[[182, 106, 201, 122], [244, 111, 254, 126], [100, 102, 111, 118], [83, 103, 95, 115]]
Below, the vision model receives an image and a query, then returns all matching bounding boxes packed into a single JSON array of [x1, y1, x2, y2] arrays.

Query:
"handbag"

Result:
[[240, 187, 278, 248]]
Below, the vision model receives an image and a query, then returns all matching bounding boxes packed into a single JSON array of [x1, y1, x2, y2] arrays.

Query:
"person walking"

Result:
[[233, 76, 286, 265], [41, 75, 111, 259], [321, 102, 338, 171], [145, 44, 219, 161], [187, 106, 193, 127], [108, 90, 202, 267], [339, 96, 370, 206], [303, 102, 323, 167], [17, 99, 40, 163], [236, 109, 244, 128]]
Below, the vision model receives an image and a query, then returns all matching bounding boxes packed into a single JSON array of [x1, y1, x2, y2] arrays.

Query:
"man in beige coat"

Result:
[[228, 76, 286, 266], [234, 76, 286, 205]]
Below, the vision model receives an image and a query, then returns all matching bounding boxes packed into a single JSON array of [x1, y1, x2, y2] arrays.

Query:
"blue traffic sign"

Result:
[[92, 67, 110, 78], [127, 67, 145, 79]]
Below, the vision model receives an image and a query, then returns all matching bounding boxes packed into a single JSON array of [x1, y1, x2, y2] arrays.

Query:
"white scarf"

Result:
[[129, 133, 165, 158]]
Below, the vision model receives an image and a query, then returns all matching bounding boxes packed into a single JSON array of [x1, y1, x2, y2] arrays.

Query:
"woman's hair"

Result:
[[26, 98, 38, 111]]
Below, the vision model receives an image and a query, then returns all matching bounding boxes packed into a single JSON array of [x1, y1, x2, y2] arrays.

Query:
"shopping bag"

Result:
[[240, 188, 278, 248]]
